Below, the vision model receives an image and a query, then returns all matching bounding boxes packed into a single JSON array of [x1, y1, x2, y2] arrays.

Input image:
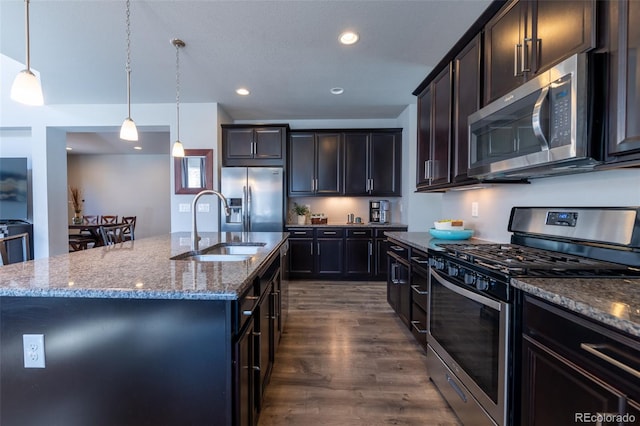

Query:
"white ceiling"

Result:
[[1, 0, 492, 153]]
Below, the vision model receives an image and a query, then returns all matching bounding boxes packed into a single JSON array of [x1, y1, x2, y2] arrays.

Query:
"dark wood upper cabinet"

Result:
[[288, 131, 341, 196], [344, 130, 402, 196], [416, 85, 432, 188], [416, 65, 452, 190], [453, 35, 482, 184], [222, 124, 287, 166], [606, 0, 640, 161], [288, 133, 316, 196], [484, 0, 595, 104]]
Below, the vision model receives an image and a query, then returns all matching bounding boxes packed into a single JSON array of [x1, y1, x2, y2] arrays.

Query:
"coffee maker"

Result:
[[369, 200, 390, 224]]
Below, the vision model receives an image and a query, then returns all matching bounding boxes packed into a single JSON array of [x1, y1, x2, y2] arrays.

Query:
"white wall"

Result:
[[440, 168, 640, 243], [67, 154, 170, 239]]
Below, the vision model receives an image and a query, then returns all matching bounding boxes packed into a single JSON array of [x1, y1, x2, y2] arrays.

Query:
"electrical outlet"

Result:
[[23, 334, 45, 368], [471, 202, 479, 218], [179, 203, 191, 213], [198, 203, 210, 213]]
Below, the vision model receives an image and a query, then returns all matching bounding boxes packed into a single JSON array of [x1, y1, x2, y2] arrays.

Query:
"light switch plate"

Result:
[[198, 203, 210, 213], [471, 202, 479, 218], [179, 203, 191, 213]]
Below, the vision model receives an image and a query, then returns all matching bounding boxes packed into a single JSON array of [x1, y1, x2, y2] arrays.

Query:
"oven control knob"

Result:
[[464, 273, 475, 285], [448, 265, 459, 276], [476, 277, 489, 291]]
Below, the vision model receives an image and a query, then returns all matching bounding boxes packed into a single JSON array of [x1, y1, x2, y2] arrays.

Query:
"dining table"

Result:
[[68, 224, 105, 247]]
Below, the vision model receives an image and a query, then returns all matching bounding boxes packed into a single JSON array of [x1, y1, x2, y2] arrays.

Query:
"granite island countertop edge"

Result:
[[0, 232, 288, 301]]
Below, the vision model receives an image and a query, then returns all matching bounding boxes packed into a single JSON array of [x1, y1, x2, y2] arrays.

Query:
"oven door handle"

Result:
[[430, 268, 503, 311]]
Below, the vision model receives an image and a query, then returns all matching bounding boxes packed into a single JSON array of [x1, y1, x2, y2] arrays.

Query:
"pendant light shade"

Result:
[[171, 38, 186, 158], [120, 117, 138, 141], [11, 69, 43, 106], [120, 0, 138, 141], [11, 0, 44, 106], [172, 140, 185, 157]]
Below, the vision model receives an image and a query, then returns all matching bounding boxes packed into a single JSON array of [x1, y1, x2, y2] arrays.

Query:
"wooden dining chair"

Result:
[[121, 216, 136, 241], [82, 215, 99, 225], [100, 215, 118, 225], [0, 233, 31, 266], [99, 223, 134, 246]]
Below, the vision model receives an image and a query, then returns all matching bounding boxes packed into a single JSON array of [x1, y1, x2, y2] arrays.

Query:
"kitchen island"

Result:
[[0, 231, 287, 426]]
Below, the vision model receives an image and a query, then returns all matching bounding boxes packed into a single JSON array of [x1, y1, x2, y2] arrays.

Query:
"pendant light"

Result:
[[120, 0, 138, 141], [171, 38, 185, 158], [11, 0, 44, 106]]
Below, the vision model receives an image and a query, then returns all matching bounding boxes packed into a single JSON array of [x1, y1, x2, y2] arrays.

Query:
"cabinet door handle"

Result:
[[353, 231, 366, 235], [410, 256, 429, 264], [390, 245, 404, 252], [310, 242, 313, 256], [522, 38, 532, 73], [580, 343, 640, 379], [514, 43, 520, 77], [370, 179, 374, 192], [293, 231, 307, 235], [411, 320, 428, 334], [317, 243, 320, 256], [323, 231, 337, 235], [424, 160, 429, 180], [242, 310, 253, 316], [411, 285, 429, 295]]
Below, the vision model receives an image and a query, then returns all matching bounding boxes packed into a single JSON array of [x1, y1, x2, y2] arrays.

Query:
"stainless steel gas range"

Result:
[[426, 207, 640, 426]]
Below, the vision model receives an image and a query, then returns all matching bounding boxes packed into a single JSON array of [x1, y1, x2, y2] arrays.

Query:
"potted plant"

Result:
[[293, 203, 309, 225], [69, 186, 83, 224]]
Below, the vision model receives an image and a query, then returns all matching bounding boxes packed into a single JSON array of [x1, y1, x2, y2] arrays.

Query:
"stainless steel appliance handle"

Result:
[[580, 343, 640, 379], [532, 86, 550, 151], [430, 268, 502, 311], [247, 186, 252, 231], [242, 186, 248, 232], [446, 373, 467, 403]]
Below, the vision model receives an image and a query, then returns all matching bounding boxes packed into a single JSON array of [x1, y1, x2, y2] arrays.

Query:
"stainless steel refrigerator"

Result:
[[220, 167, 285, 232]]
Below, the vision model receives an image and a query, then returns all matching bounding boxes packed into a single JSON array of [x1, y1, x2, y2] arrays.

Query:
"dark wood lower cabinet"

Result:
[[520, 294, 640, 426], [288, 226, 406, 280], [235, 316, 256, 426]]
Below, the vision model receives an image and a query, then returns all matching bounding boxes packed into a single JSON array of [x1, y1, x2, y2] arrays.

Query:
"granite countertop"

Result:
[[0, 232, 287, 301], [385, 231, 640, 338], [512, 277, 640, 337], [286, 222, 408, 228]]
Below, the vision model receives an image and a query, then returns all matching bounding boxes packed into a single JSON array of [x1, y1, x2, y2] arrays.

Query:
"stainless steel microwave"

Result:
[[468, 54, 602, 179]]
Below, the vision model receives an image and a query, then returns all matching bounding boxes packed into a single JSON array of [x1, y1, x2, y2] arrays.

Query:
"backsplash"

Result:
[[286, 197, 403, 225]]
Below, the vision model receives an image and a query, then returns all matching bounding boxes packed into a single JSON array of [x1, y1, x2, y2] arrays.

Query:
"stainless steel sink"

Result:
[[171, 242, 266, 262]]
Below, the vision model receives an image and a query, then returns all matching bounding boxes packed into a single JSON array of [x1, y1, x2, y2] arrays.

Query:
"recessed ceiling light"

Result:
[[330, 87, 344, 95], [236, 88, 250, 96], [339, 31, 359, 45], [66, 147, 72, 151], [134, 146, 142, 150]]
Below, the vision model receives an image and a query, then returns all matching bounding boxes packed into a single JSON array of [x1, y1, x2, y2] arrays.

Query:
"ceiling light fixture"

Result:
[[120, 0, 138, 141], [134, 146, 142, 150], [171, 38, 186, 158], [330, 87, 344, 95], [236, 88, 250, 96], [339, 31, 359, 45], [11, 0, 44, 106]]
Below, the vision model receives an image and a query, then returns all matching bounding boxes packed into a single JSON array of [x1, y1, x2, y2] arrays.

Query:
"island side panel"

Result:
[[0, 297, 232, 426]]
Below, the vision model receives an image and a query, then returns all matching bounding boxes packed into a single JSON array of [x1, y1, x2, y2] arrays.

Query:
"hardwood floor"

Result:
[[258, 280, 460, 426]]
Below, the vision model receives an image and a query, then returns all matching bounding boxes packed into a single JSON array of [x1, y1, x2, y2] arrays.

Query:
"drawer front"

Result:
[[411, 304, 427, 349], [288, 228, 313, 238], [375, 227, 407, 238], [317, 228, 344, 238], [387, 240, 409, 261], [237, 292, 259, 333], [411, 281, 428, 310], [346, 228, 373, 238]]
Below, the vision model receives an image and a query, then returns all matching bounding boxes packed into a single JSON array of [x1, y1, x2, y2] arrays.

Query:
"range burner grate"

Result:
[[438, 243, 640, 277]]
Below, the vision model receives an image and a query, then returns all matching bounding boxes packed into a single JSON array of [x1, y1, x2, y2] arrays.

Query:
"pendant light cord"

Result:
[[175, 41, 181, 141], [24, 0, 31, 70], [125, 0, 132, 118]]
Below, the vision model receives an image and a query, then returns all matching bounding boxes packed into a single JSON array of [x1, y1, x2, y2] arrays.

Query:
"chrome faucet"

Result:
[[191, 189, 231, 251]]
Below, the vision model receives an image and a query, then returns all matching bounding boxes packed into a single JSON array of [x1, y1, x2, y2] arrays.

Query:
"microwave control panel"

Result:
[[549, 76, 572, 148]]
